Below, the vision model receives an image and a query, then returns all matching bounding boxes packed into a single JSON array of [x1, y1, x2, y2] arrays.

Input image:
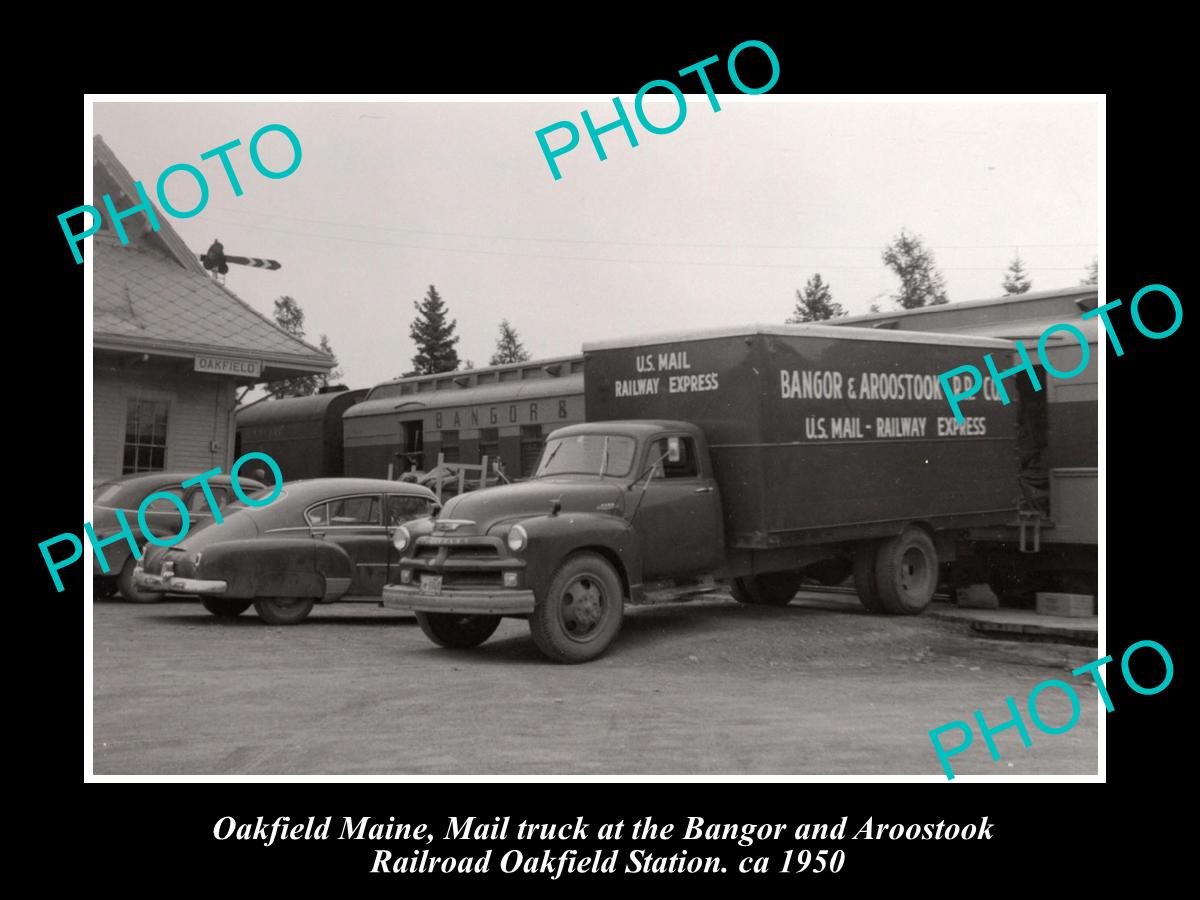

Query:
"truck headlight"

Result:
[[393, 526, 412, 553], [507, 524, 528, 553]]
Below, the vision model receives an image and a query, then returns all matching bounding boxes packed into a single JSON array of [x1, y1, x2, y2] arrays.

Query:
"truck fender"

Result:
[[515, 514, 643, 603]]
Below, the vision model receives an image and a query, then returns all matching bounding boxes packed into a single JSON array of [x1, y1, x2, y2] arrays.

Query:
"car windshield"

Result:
[[535, 434, 636, 478]]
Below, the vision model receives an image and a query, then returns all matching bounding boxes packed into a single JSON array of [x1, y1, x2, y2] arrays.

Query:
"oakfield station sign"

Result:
[[194, 355, 263, 378]]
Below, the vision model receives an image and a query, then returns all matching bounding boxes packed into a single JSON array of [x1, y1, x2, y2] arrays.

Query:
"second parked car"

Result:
[[133, 478, 439, 624]]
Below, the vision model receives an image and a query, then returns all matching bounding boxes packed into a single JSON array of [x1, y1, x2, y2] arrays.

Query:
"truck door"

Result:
[[637, 435, 723, 578]]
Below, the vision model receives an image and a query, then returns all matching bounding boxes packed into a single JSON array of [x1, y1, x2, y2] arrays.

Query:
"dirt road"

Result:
[[92, 592, 1099, 776]]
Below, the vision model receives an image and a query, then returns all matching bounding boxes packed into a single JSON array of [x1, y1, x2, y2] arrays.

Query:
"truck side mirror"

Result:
[[667, 436, 682, 463]]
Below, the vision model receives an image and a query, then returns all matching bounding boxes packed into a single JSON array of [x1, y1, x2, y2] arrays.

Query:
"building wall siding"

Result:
[[94, 365, 237, 482]]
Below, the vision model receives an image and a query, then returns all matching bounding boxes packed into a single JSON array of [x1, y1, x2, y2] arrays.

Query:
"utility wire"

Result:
[[206, 205, 1097, 253], [200, 216, 1092, 273]]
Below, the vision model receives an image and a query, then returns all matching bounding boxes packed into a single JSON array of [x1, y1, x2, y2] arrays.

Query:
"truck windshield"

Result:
[[536, 435, 637, 478]]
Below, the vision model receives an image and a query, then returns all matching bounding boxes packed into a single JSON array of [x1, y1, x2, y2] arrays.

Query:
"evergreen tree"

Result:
[[490, 319, 532, 365], [881, 229, 950, 308], [408, 285, 460, 375], [786, 274, 845, 322], [1081, 257, 1098, 285], [1002, 255, 1033, 295]]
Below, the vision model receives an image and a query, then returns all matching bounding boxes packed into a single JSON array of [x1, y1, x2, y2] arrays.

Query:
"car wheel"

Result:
[[874, 527, 939, 615], [203, 597, 253, 618], [529, 552, 623, 664], [118, 557, 162, 604], [253, 596, 315, 625], [853, 542, 886, 613], [415, 611, 501, 648], [730, 572, 800, 606]]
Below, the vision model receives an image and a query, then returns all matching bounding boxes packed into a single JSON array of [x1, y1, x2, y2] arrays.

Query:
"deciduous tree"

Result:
[[882, 229, 950, 308]]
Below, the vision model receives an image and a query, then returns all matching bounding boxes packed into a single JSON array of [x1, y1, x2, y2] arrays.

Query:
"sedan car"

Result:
[[93, 471, 266, 602], [132, 478, 440, 624]]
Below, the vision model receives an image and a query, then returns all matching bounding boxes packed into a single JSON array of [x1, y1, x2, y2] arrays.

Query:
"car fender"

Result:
[[515, 514, 643, 602], [198, 538, 349, 600]]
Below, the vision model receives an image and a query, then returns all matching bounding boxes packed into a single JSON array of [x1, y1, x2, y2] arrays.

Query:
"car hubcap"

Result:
[[560, 576, 605, 641]]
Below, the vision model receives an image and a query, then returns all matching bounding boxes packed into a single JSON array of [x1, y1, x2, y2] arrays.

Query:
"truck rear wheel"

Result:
[[529, 553, 624, 664], [253, 596, 315, 625], [415, 611, 501, 648], [874, 527, 938, 615], [853, 543, 886, 613], [731, 573, 800, 606]]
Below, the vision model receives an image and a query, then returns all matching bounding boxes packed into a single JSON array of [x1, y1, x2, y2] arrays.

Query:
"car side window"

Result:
[[387, 494, 435, 525], [649, 437, 699, 479], [328, 495, 381, 525], [305, 503, 329, 526]]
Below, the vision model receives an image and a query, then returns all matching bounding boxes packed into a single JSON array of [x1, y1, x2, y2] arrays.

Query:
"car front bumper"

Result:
[[133, 565, 227, 595], [382, 582, 535, 616]]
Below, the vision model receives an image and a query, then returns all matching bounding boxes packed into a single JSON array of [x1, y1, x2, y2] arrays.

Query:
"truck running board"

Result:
[[637, 576, 718, 605]]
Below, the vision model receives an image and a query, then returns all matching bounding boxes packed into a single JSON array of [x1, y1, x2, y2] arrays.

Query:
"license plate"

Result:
[[419, 575, 443, 595]]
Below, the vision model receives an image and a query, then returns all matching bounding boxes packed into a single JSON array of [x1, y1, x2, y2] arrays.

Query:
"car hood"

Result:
[[438, 479, 626, 534]]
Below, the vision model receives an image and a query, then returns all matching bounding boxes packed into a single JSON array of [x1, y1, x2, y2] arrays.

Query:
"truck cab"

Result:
[[381, 420, 723, 662]]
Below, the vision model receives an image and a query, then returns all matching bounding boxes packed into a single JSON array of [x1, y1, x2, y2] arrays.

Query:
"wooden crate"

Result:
[[1036, 592, 1095, 618]]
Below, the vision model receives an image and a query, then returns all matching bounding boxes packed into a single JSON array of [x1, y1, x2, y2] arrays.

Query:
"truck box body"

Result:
[[584, 325, 1020, 549]]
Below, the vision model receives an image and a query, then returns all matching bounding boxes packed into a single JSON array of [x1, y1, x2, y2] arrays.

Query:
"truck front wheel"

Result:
[[731, 572, 800, 606], [415, 611, 501, 648], [874, 527, 938, 615], [529, 553, 624, 663]]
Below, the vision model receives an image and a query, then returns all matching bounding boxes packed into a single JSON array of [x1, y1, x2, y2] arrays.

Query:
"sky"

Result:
[[93, 99, 1098, 390]]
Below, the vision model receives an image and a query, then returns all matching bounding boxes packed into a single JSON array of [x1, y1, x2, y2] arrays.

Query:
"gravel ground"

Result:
[[92, 591, 1100, 776]]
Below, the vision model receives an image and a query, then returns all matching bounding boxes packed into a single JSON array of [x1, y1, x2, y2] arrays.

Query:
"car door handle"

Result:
[[694, 487, 714, 494]]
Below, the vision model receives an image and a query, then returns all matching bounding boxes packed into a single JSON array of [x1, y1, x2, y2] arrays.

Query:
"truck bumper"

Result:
[[132, 565, 227, 596], [382, 583, 536, 616]]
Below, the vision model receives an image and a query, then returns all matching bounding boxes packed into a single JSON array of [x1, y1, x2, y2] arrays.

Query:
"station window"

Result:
[[122, 398, 169, 474]]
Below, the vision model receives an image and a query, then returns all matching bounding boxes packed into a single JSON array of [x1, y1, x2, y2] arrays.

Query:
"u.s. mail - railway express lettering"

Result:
[[610, 350, 1000, 441]]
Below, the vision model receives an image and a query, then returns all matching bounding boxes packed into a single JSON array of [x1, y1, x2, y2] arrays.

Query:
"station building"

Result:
[[92, 136, 334, 483], [343, 355, 585, 479]]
